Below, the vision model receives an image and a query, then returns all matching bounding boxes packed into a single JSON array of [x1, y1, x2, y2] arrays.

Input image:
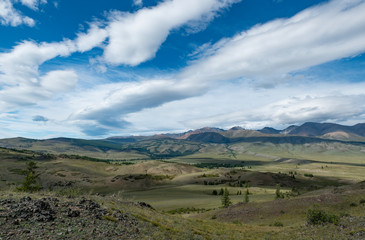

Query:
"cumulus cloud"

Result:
[[0, 0, 35, 26], [181, 0, 365, 83], [103, 0, 239, 66]]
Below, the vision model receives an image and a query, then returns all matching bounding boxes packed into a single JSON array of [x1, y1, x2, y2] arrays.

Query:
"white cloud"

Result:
[[70, 77, 208, 133], [0, 40, 76, 85], [103, 0, 239, 66], [0, 40, 78, 110], [76, 24, 108, 52], [127, 81, 365, 132], [0, 0, 35, 26], [181, 0, 365, 83], [40, 70, 78, 92], [133, 0, 143, 7], [19, 0, 47, 10]]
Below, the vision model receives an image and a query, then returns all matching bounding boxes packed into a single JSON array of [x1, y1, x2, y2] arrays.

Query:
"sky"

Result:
[[1, 0, 365, 139]]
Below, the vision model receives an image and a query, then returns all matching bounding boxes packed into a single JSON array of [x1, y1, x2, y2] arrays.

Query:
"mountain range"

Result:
[[0, 122, 365, 160], [107, 122, 365, 143]]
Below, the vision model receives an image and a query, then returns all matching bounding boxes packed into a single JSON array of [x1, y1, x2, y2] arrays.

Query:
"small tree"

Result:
[[17, 160, 42, 192], [275, 184, 284, 199], [244, 189, 249, 203], [221, 187, 232, 208], [219, 188, 224, 195]]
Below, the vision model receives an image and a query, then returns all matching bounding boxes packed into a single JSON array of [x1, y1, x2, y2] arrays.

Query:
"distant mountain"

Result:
[[258, 127, 281, 134], [280, 125, 299, 135], [186, 132, 230, 143], [178, 127, 224, 139], [282, 122, 365, 139]]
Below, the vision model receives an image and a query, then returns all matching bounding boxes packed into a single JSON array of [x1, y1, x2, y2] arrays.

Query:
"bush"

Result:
[[307, 209, 339, 225], [271, 221, 284, 227], [359, 199, 365, 204], [103, 215, 118, 222], [55, 187, 83, 198]]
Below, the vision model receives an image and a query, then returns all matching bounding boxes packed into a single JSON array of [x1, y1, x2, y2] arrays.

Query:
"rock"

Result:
[[67, 207, 80, 217], [137, 202, 154, 210]]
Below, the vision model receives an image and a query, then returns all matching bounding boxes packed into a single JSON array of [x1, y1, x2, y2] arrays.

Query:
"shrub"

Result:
[[307, 209, 339, 225], [359, 199, 365, 204], [55, 187, 83, 198], [103, 215, 118, 222], [271, 221, 284, 227], [304, 173, 314, 178]]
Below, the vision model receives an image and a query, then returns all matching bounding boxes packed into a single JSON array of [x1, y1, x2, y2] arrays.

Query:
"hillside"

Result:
[[0, 141, 364, 239]]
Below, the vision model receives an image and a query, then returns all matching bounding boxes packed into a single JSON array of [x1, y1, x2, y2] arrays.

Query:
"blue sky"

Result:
[[1, 0, 365, 139]]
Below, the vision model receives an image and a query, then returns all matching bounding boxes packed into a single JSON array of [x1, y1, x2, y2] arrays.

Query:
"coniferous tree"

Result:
[[244, 189, 249, 203], [221, 188, 232, 208], [275, 184, 284, 199], [17, 160, 41, 192]]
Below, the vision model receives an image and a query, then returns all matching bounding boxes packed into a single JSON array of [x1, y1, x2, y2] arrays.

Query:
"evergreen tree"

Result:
[[219, 188, 224, 195], [244, 189, 249, 203], [221, 188, 232, 208], [275, 184, 284, 199], [17, 160, 41, 192]]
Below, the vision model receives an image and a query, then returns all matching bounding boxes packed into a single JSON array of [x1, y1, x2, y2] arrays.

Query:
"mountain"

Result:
[[178, 127, 224, 139], [1, 122, 365, 160], [186, 132, 230, 143], [282, 122, 365, 139], [258, 127, 281, 134]]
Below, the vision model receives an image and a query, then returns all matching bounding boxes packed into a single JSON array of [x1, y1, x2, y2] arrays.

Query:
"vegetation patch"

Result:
[[307, 208, 339, 225], [151, 175, 174, 181], [167, 207, 208, 214]]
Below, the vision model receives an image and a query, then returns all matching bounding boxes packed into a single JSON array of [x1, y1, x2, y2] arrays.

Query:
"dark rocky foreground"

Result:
[[0, 196, 152, 240]]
